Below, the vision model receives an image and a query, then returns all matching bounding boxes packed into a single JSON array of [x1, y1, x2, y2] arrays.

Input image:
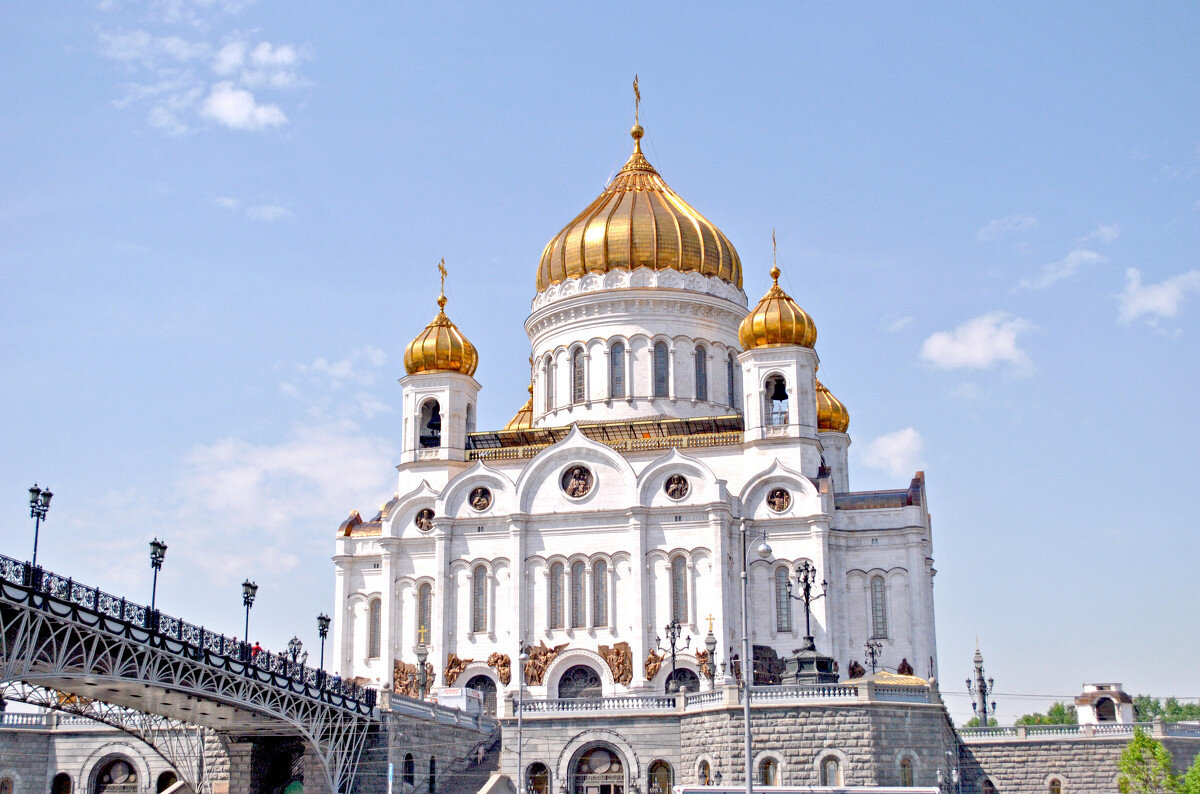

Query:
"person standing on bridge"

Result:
[[251, 641, 263, 661]]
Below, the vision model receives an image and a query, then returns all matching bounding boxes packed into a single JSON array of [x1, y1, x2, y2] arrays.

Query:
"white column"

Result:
[[585, 562, 595, 630], [686, 559, 698, 632], [380, 541, 397, 683], [667, 346, 677, 400], [625, 344, 634, 401], [332, 555, 350, 676], [628, 508, 648, 688], [509, 518, 525, 686], [609, 562, 617, 631], [434, 525, 449, 688]]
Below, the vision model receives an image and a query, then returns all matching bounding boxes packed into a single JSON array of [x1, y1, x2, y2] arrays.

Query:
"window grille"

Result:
[[549, 562, 565, 629], [417, 583, 432, 643], [592, 559, 608, 626], [670, 557, 688, 624], [544, 358, 554, 410], [775, 567, 792, 632], [471, 565, 487, 633], [610, 342, 626, 398], [900, 759, 913, 787], [694, 346, 708, 401], [571, 348, 585, 404], [653, 342, 669, 398], [727, 353, 737, 407], [368, 598, 382, 658], [570, 561, 586, 628], [870, 576, 888, 638]]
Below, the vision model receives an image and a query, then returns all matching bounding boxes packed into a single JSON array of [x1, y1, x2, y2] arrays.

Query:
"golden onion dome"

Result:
[[815, 379, 850, 433], [403, 292, 479, 377], [536, 124, 742, 292], [503, 385, 534, 431], [738, 266, 817, 350]]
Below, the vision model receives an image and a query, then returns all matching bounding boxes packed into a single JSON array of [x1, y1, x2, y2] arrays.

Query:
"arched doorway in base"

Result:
[[465, 674, 498, 715], [572, 745, 625, 794], [527, 762, 550, 794], [648, 761, 672, 794], [156, 772, 179, 793], [93, 758, 138, 794], [52, 773, 73, 794]]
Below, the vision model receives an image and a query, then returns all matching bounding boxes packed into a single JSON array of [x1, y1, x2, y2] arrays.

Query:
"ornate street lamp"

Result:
[[148, 538, 167, 613], [656, 622, 690, 693], [784, 560, 827, 651], [241, 579, 258, 656], [966, 643, 996, 727], [517, 644, 530, 794], [317, 613, 331, 670], [287, 636, 303, 677], [414, 642, 429, 701], [28, 484, 52, 568], [703, 616, 718, 682], [738, 520, 772, 794], [865, 638, 882, 674]]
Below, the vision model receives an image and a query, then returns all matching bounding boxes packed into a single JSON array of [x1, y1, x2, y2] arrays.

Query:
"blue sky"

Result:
[[2, 1, 1198, 724]]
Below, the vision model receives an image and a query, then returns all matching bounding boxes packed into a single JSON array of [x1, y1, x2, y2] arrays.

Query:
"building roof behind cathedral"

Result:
[[535, 124, 742, 292]]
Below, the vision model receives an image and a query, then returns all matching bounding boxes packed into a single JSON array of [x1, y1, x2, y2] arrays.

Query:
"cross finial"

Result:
[[436, 258, 448, 311], [633, 74, 641, 126], [418, 625, 428, 645], [770, 230, 781, 284], [705, 614, 715, 633]]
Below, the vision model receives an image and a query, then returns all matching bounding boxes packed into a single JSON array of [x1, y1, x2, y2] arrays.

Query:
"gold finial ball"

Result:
[[630, 124, 644, 141], [770, 265, 781, 282]]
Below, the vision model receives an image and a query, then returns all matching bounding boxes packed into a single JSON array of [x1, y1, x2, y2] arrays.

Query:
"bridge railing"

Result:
[[0, 553, 376, 716]]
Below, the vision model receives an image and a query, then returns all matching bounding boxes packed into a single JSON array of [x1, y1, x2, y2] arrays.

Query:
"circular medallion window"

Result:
[[664, 474, 689, 500], [469, 487, 492, 512], [767, 487, 791, 513], [414, 508, 434, 531], [561, 465, 594, 499]]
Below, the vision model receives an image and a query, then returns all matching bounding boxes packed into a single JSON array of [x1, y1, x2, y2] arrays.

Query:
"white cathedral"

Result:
[[331, 119, 937, 712]]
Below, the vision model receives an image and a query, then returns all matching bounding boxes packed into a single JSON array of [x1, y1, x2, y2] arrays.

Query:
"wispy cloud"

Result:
[[214, 195, 294, 221], [880, 314, 913, 333], [1160, 143, 1200, 181], [1117, 268, 1200, 327], [1076, 224, 1120, 246], [858, 428, 925, 478], [920, 311, 1034, 374], [978, 214, 1039, 242], [1018, 249, 1107, 289]]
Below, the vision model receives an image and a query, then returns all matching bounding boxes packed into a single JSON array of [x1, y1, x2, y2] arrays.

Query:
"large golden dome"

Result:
[[815, 379, 850, 433], [738, 266, 817, 350], [536, 125, 742, 292], [503, 385, 534, 431], [403, 293, 479, 377]]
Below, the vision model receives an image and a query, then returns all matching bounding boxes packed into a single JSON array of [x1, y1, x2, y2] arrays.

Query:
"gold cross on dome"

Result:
[[772, 228, 777, 268], [418, 625, 428, 645], [633, 74, 641, 126], [706, 614, 715, 633], [437, 258, 447, 297]]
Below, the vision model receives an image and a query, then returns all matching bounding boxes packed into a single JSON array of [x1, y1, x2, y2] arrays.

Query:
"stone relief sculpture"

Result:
[[664, 474, 689, 500], [644, 650, 664, 681], [414, 508, 434, 531], [469, 487, 492, 511], [848, 660, 866, 679], [561, 465, 594, 498], [488, 652, 512, 685], [897, 658, 914, 676], [767, 487, 791, 512], [694, 648, 710, 678], [599, 641, 633, 685], [444, 653, 472, 686], [393, 660, 434, 698], [524, 641, 568, 686]]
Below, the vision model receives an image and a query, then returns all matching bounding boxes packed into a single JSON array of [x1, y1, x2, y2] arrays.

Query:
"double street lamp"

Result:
[[656, 622, 690, 693], [148, 538, 167, 612], [784, 559, 826, 650], [28, 484, 53, 568]]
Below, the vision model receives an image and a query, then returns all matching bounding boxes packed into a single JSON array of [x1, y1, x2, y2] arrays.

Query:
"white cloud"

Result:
[[978, 214, 1039, 242], [860, 428, 925, 478], [1018, 248, 1106, 289], [881, 314, 913, 333], [1117, 268, 1200, 326], [951, 382, 983, 401], [1077, 224, 1120, 245], [211, 41, 246, 74], [213, 196, 241, 209], [920, 311, 1034, 374], [199, 82, 286, 130], [245, 203, 292, 221]]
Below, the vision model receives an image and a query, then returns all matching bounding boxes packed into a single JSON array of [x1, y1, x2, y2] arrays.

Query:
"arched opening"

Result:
[[670, 557, 687, 624], [544, 357, 555, 410], [765, 374, 788, 426], [818, 756, 841, 786], [983, 780, 997, 794], [1096, 697, 1116, 722], [899, 758, 913, 786], [649, 761, 673, 794], [94, 758, 138, 794], [726, 353, 737, 408], [465, 403, 475, 436], [570, 561, 587, 629], [465, 674, 497, 715], [1049, 779, 1062, 794], [52, 773, 73, 794], [572, 348, 585, 404], [652, 341, 669, 398], [417, 583, 433, 644], [775, 567, 792, 632], [665, 667, 700, 694], [572, 745, 624, 794], [403, 754, 415, 786], [549, 562, 565, 629], [471, 565, 488, 633], [419, 399, 442, 448], [694, 346, 708, 401], [156, 772, 179, 792], [592, 559, 608, 627], [759, 758, 780, 786], [557, 664, 602, 699], [0, 779, 14, 794], [428, 757, 436, 794], [527, 763, 550, 794], [697, 761, 711, 786], [870, 576, 888, 639], [368, 598, 382, 658], [609, 342, 626, 399]]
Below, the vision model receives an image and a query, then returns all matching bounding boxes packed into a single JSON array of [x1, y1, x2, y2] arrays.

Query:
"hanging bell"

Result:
[[769, 379, 788, 402]]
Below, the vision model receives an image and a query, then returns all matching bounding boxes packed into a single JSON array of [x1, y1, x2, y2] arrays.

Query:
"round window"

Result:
[[561, 465, 594, 498], [664, 474, 689, 500], [767, 488, 791, 512], [469, 487, 492, 512]]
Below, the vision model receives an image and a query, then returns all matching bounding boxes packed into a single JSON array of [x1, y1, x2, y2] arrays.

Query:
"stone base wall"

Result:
[[361, 708, 498, 794]]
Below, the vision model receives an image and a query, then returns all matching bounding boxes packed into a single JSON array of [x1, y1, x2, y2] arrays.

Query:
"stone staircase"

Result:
[[439, 727, 501, 794]]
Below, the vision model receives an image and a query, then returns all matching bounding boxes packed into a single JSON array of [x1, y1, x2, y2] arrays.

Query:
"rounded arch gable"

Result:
[[740, 460, 820, 520], [555, 729, 643, 788], [83, 746, 153, 794], [636, 449, 722, 506], [542, 649, 615, 697], [441, 463, 516, 518], [514, 427, 636, 513]]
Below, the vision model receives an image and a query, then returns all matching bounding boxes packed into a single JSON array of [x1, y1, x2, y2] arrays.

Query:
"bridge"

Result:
[[0, 552, 378, 793]]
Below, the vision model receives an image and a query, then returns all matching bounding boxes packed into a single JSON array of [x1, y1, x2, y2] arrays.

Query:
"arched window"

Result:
[[592, 559, 608, 627], [670, 557, 688, 624], [465, 403, 475, 436], [417, 583, 432, 645], [765, 375, 788, 426], [870, 576, 888, 639], [51, 773, 72, 794], [697, 761, 711, 786], [570, 561, 586, 629], [0, 779, 14, 794], [95, 758, 138, 794], [610, 342, 626, 398], [549, 562, 565, 629], [694, 345, 708, 401], [571, 348, 585, 404], [819, 756, 841, 786], [428, 757, 436, 794], [557, 664, 602, 699], [466, 674, 497, 715], [666, 667, 701, 694], [527, 763, 550, 794], [900, 757, 913, 786], [1048, 779, 1062, 794], [156, 772, 179, 793], [649, 761, 673, 794], [544, 357, 554, 410], [471, 565, 488, 633], [727, 353, 737, 407], [1096, 697, 1116, 722], [759, 758, 780, 786], [403, 754, 415, 786], [368, 598, 382, 658], [419, 399, 442, 448], [983, 781, 997, 794], [775, 567, 792, 632], [653, 341, 669, 398]]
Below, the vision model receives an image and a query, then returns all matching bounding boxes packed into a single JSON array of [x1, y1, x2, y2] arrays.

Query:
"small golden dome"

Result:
[[503, 385, 534, 431], [815, 379, 850, 433], [536, 125, 742, 292], [403, 293, 479, 377], [738, 266, 817, 350]]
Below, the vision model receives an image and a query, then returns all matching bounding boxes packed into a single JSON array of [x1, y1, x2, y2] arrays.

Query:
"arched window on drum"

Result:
[[694, 345, 708, 401], [609, 341, 626, 399], [571, 348, 585, 404], [870, 575, 888, 639], [653, 341, 669, 398]]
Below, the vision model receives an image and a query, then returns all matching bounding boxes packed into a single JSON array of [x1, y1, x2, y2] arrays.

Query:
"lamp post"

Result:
[[517, 644, 529, 794], [415, 640, 429, 700], [28, 484, 52, 568], [148, 538, 167, 612], [655, 622, 690, 693], [966, 642, 996, 727], [784, 560, 826, 650], [241, 579, 258, 658], [738, 520, 772, 794], [865, 638, 882, 674], [317, 613, 331, 671], [704, 616, 718, 682], [287, 636, 303, 678]]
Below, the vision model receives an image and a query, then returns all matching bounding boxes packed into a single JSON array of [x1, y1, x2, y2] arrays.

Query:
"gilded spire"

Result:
[[403, 259, 479, 376]]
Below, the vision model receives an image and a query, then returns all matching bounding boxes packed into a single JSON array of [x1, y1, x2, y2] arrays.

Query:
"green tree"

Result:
[[963, 717, 998, 727], [1117, 727, 1179, 793], [1181, 753, 1200, 794], [1016, 701, 1078, 725], [1134, 696, 1200, 723]]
